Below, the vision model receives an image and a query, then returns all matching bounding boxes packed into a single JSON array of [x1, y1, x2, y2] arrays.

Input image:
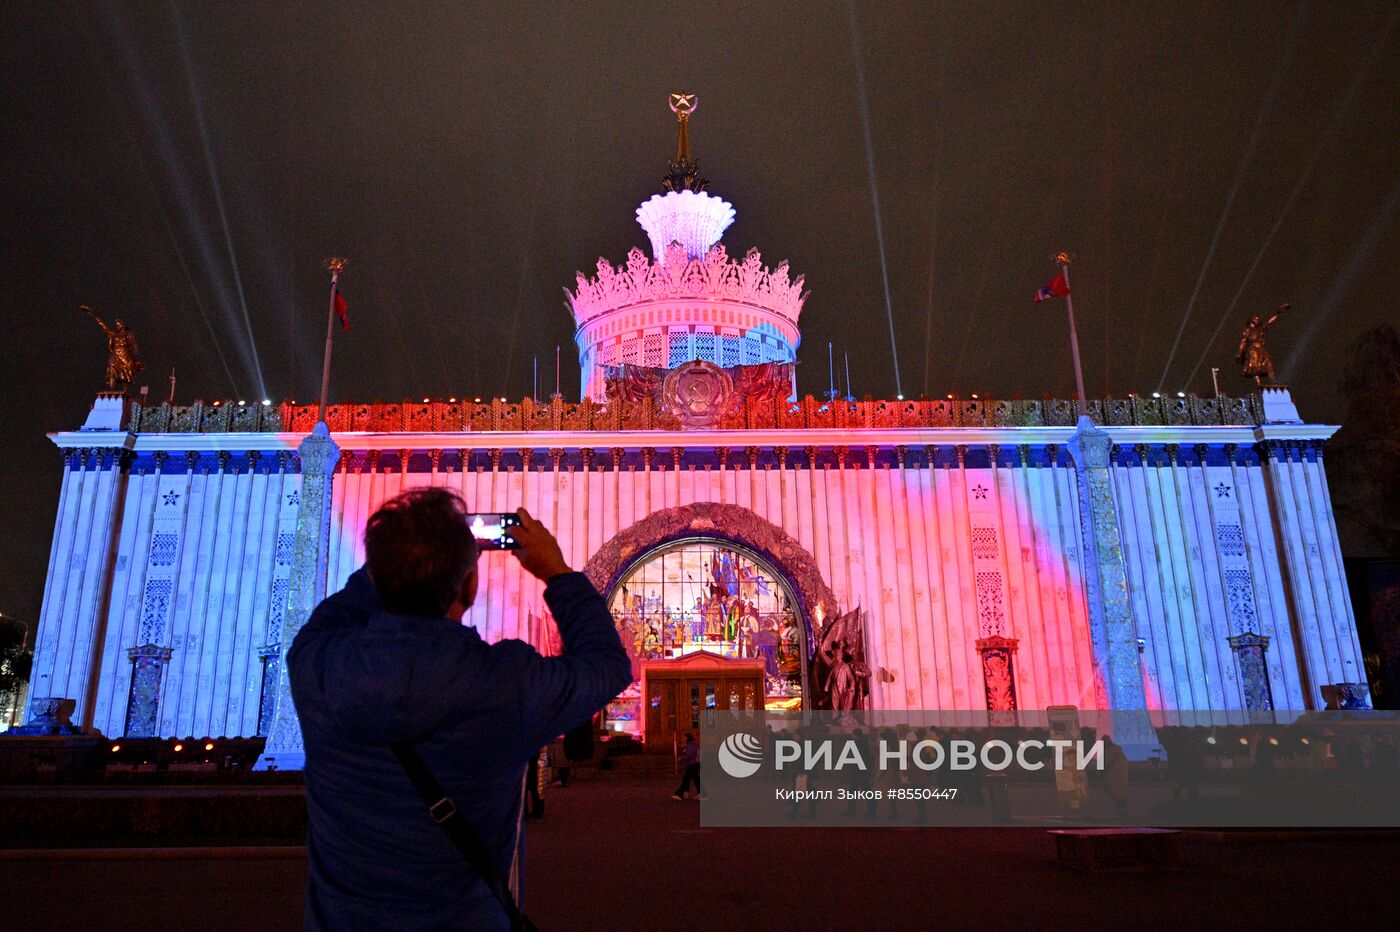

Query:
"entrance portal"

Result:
[[639, 652, 765, 751], [603, 537, 806, 738]]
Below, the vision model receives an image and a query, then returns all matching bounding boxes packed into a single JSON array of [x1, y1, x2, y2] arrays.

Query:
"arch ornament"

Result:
[[582, 502, 839, 636]]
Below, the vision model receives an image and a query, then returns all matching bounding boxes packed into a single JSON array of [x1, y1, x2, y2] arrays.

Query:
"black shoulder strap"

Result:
[[390, 741, 537, 932]]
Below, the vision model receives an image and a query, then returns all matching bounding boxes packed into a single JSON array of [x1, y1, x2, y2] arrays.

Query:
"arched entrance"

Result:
[[582, 503, 840, 745], [608, 538, 804, 742]]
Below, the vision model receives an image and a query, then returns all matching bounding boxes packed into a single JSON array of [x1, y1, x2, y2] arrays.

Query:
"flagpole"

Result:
[[317, 257, 347, 425], [826, 342, 836, 401], [1057, 251, 1088, 409]]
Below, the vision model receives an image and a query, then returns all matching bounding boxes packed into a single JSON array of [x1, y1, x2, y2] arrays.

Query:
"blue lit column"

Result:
[[123, 644, 173, 737], [256, 423, 339, 770], [1067, 417, 1150, 743], [255, 645, 281, 736], [1228, 632, 1274, 713]]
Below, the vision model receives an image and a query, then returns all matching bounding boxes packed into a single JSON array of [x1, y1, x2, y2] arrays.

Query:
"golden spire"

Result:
[[669, 93, 696, 160], [662, 93, 708, 194]]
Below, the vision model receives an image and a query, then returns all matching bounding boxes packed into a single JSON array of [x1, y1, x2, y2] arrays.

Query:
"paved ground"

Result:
[[3, 773, 1399, 930]]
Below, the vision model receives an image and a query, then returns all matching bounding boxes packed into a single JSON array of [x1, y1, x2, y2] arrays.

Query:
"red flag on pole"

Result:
[[333, 286, 349, 331], [1033, 271, 1070, 303]]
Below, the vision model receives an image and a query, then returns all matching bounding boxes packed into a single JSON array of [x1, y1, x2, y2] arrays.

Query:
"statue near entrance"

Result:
[[812, 608, 871, 712], [81, 304, 143, 392], [1237, 303, 1290, 386], [827, 649, 856, 711]]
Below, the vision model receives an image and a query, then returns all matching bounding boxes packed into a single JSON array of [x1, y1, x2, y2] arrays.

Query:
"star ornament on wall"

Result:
[[1215, 483, 1232, 499], [972, 484, 988, 499], [286, 491, 300, 507], [162, 491, 179, 506]]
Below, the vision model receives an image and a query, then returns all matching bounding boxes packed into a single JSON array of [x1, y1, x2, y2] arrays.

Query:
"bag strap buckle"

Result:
[[428, 796, 457, 824]]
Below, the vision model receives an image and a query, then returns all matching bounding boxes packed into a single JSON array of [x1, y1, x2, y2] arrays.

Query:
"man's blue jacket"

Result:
[[288, 568, 632, 930]]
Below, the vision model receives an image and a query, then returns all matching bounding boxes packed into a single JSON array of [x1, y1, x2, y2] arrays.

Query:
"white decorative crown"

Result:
[[635, 190, 735, 264], [567, 243, 807, 328]]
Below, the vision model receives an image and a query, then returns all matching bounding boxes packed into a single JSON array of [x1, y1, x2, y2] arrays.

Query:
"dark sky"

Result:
[[3, 1, 1399, 629]]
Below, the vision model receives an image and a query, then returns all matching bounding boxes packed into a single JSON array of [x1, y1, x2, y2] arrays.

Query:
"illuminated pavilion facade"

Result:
[[23, 101, 1369, 765]]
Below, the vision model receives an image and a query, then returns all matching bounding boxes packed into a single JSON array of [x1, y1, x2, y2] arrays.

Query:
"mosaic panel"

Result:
[[1215, 523, 1245, 559], [266, 578, 290, 644], [974, 571, 1006, 636], [148, 533, 178, 568], [971, 527, 999, 561], [275, 533, 295, 568], [138, 579, 173, 644], [1224, 568, 1259, 634]]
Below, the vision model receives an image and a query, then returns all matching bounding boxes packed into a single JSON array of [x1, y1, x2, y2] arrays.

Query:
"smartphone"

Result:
[[466, 512, 522, 550]]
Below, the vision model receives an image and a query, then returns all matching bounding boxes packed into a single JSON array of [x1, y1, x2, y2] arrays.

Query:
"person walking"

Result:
[[672, 732, 703, 800]]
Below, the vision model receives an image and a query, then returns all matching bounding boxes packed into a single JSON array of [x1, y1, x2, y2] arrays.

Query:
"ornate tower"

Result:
[[567, 95, 807, 401]]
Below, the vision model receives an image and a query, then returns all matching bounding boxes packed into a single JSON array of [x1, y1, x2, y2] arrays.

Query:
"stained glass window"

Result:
[[607, 538, 806, 705]]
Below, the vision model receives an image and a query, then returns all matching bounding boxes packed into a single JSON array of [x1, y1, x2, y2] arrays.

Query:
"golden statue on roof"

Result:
[[1238, 303, 1290, 386], [81, 304, 143, 392]]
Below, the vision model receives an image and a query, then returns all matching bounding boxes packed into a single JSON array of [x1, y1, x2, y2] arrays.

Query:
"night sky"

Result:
[[3, 1, 1399, 631]]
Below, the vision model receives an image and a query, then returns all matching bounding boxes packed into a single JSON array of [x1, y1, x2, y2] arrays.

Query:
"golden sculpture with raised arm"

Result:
[[1238, 303, 1290, 386], [81, 304, 143, 392]]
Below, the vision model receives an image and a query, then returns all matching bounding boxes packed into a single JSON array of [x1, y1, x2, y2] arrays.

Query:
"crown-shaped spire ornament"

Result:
[[662, 93, 709, 193]]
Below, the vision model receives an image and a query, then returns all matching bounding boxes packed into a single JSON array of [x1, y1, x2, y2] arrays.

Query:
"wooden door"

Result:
[[640, 654, 767, 750]]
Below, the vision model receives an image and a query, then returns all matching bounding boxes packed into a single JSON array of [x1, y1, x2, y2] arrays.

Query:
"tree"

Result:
[[1327, 324, 1400, 557], [0, 616, 32, 728]]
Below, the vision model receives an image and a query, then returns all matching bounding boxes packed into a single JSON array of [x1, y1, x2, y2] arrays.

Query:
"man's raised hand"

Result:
[[511, 508, 573, 582]]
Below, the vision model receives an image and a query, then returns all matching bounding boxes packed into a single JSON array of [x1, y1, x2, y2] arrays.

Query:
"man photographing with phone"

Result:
[[288, 489, 632, 931]]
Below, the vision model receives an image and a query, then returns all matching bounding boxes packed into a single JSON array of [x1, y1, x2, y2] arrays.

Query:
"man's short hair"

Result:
[[364, 488, 479, 616]]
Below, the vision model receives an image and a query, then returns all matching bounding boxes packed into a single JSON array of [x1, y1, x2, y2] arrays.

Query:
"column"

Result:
[[1227, 632, 1273, 713], [1300, 441, 1370, 707], [256, 644, 281, 736], [965, 445, 1018, 712], [1258, 439, 1339, 708], [29, 439, 130, 729], [1067, 417, 1149, 742], [123, 644, 174, 737], [256, 423, 340, 770], [975, 636, 1019, 712], [1203, 444, 1268, 711], [255, 451, 301, 737], [124, 451, 187, 737]]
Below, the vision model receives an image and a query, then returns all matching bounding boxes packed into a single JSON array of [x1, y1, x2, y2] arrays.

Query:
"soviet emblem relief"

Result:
[[662, 359, 734, 429]]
